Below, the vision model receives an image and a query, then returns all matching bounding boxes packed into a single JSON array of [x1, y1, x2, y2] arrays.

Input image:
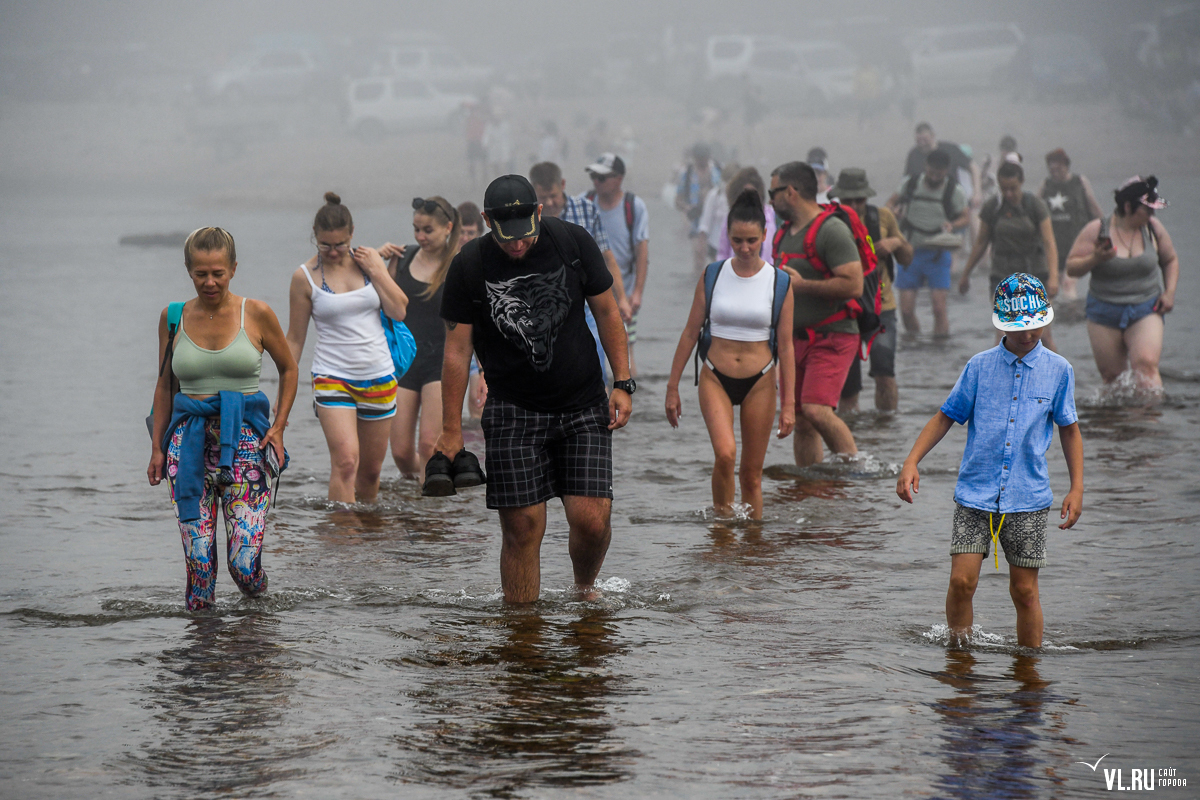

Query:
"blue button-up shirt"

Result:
[[941, 340, 1077, 513], [560, 194, 611, 254]]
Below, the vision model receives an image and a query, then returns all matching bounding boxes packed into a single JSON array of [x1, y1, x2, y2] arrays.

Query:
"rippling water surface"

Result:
[[1, 180, 1197, 799]]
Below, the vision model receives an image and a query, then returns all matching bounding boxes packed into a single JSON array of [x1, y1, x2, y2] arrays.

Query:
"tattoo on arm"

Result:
[[446, 321, 457, 331]]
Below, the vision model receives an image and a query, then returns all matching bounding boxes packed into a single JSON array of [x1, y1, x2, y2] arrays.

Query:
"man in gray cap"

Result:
[[437, 174, 634, 603], [828, 168, 913, 412]]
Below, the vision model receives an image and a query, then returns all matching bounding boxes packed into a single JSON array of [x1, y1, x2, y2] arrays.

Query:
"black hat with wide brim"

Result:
[[484, 175, 541, 241]]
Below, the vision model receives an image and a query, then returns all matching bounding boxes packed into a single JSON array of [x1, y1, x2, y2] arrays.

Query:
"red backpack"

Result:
[[772, 202, 882, 359]]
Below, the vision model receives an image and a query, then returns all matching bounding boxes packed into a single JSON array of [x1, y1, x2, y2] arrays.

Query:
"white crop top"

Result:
[[301, 265, 394, 380], [708, 260, 776, 342]]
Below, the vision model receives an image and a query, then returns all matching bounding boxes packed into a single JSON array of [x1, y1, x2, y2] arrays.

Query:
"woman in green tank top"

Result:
[[1065, 177, 1180, 394], [147, 228, 298, 610]]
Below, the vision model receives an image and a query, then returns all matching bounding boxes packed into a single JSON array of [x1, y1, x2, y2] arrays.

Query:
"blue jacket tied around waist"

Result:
[[162, 391, 282, 522]]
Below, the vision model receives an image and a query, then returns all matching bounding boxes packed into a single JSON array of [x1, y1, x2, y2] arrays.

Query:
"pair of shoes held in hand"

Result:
[[422, 449, 486, 497]]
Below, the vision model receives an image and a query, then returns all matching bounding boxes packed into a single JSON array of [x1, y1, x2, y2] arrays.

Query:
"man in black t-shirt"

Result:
[[901, 121, 974, 181], [438, 174, 633, 603]]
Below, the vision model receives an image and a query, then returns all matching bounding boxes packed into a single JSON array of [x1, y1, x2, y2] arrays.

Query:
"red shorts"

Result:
[[794, 332, 859, 408]]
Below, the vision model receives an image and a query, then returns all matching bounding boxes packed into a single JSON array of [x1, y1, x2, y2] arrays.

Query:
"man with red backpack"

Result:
[[768, 161, 864, 467]]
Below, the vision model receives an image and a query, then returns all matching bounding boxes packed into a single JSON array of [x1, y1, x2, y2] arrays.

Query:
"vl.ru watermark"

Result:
[[1075, 755, 1188, 790]]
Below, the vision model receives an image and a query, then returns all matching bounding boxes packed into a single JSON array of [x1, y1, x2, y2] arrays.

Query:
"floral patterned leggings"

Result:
[[166, 420, 271, 611]]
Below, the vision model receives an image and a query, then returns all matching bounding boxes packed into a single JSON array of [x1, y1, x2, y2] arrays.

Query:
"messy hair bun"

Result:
[[314, 191, 352, 233]]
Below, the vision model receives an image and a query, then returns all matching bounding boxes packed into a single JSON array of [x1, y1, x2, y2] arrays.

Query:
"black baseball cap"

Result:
[[483, 174, 540, 241]]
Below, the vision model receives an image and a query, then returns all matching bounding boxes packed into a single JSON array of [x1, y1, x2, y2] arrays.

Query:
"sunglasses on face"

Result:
[[768, 185, 790, 199], [589, 172, 612, 183]]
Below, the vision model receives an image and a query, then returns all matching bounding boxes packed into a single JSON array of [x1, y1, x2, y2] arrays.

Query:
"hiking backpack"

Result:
[[694, 260, 791, 385], [585, 190, 637, 255], [771, 202, 882, 360], [146, 301, 186, 438], [897, 171, 960, 238]]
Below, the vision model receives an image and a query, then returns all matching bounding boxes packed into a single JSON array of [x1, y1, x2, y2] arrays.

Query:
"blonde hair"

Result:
[[413, 196, 461, 300], [183, 227, 236, 270]]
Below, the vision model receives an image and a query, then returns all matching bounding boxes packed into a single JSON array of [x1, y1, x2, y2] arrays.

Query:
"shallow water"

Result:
[[1, 176, 1197, 799]]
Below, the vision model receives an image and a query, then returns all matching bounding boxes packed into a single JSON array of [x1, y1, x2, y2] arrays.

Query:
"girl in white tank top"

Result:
[[284, 192, 410, 504], [663, 188, 796, 520]]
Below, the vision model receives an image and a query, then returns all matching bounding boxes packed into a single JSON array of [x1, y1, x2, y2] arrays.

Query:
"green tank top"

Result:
[[172, 298, 263, 395]]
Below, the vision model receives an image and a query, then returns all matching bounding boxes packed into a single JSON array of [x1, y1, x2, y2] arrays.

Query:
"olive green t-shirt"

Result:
[[776, 216, 861, 334]]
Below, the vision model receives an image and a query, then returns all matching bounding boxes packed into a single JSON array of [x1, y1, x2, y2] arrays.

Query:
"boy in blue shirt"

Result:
[[897, 274, 1084, 647]]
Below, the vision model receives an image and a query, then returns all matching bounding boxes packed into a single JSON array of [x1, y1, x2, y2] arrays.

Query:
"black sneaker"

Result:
[[452, 449, 486, 488], [421, 451, 456, 497]]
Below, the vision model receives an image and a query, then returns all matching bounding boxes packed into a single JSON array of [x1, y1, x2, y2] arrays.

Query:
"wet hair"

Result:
[[457, 201, 482, 230], [727, 187, 767, 232], [725, 166, 765, 207], [183, 226, 236, 270], [999, 134, 1018, 152], [770, 161, 817, 201], [528, 161, 563, 189], [412, 195, 461, 299], [1045, 148, 1070, 167], [926, 149, 951, 169], [914, 121, 934, 135], [996, 161, 1025, 183], [313, 191, 353, 234]]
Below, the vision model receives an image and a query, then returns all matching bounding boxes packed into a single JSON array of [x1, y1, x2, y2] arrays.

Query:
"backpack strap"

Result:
[[694, 260, 724, 386], [771, 223, 788, 264], [623, 192, 636, 255], [158, 301, 186, 377], [768, 266, 789, 363], [941, 171, 959, 222], [801, 207, 839, 276]]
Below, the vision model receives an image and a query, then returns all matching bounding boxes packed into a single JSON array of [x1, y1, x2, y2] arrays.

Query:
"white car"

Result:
[[905, 24, 1024, 93], [704, 35, 786, 80], [746, 41, 859, 108], [375, 44, 492, 92], [347, 77, 473, 139], [207, 48, 326, 101]]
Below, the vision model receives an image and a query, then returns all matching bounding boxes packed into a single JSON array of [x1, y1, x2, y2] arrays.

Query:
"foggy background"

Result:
[[1, 0, 1195, 213]]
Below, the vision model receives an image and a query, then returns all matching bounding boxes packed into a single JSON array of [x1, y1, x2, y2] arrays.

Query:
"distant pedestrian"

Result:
[[897, 274, 1083, 648], [1039, 148, 1103, 301], [676, 143, 722, 270], [587, 153, 649, 376]]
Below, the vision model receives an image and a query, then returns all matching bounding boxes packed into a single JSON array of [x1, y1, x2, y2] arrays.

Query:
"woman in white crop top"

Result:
[[665, 189, 796, 520], [285, 192, 409, 504]]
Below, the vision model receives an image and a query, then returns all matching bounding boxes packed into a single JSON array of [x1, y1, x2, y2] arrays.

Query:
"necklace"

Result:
[[1112, 217, 1137, 255]]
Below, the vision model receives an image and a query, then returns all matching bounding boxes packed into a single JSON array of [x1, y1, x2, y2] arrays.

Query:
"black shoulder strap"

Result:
[[541, 217, 586, 284], [901, 173, 920, 204], [941, 171, 959, 220], [623, 192, 636, 252]]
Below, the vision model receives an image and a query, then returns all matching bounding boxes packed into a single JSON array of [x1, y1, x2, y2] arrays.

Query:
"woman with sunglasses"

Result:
[[377, 197, 462, 481], [1065, 176, 1179, 393], [285, 192, 409, 503]]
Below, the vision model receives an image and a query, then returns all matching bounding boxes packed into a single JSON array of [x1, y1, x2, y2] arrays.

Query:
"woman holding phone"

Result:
[[1065, 176, 1178, 392]]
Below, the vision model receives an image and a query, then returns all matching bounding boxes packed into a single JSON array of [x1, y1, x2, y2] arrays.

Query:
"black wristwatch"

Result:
[[613, 378, 637, 395]]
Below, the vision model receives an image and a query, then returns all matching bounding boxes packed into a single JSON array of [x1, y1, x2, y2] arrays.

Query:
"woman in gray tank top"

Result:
[[1065, 176, 1180, 393]]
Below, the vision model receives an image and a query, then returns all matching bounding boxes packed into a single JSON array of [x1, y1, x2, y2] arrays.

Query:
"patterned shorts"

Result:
[[481, 398, 613, 509], [951, 504, 1049, 569], [312, 372, 398, 420]]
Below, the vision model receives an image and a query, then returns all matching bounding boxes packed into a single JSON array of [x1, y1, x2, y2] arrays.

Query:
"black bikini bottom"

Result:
[[705, 359, 773, 405]]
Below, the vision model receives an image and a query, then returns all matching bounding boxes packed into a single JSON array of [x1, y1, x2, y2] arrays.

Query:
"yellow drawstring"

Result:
[[989, 513, 1006, 570]]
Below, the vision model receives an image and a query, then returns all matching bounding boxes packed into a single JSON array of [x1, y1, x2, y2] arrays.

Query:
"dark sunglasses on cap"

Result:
[[487, 204, 538, 222]]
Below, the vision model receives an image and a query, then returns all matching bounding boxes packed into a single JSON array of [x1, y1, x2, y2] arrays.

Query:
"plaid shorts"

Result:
[[951, 504, 1049, 569], [481, 398, 613, 509]]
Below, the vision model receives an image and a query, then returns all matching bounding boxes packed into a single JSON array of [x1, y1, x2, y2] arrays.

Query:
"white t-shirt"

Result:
[[709, 260, 775, 342]]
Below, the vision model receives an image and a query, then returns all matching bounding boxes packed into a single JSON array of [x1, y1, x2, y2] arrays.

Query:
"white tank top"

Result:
[[301, 265, 394, 380], [709, 260, 776, 342]]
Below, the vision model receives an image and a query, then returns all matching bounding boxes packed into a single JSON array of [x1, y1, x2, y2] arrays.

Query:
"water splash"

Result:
[[1085, 370, 1166, 408]]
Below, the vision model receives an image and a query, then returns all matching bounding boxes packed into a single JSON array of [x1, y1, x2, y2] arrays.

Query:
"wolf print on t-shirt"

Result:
[[486, 265, 572, 371]]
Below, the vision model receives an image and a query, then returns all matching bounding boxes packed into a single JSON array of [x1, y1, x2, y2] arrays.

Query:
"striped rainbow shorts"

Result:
[[312, 372, 398, 420]]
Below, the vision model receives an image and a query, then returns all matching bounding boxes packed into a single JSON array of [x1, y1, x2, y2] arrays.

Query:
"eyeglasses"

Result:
[[768, 185, 790, 199], [316, 240, 352, 253]]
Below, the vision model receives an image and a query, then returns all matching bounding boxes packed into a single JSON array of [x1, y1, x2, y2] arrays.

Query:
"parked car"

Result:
[[1006, 34, 1109, 99], [745, 41, 858, 109], [373, 44, 491, 92], [904, 24, 1024, 93], [206, 47, 332, 102], [704, 35, 786, 80], [346, 77, 473, 139]]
